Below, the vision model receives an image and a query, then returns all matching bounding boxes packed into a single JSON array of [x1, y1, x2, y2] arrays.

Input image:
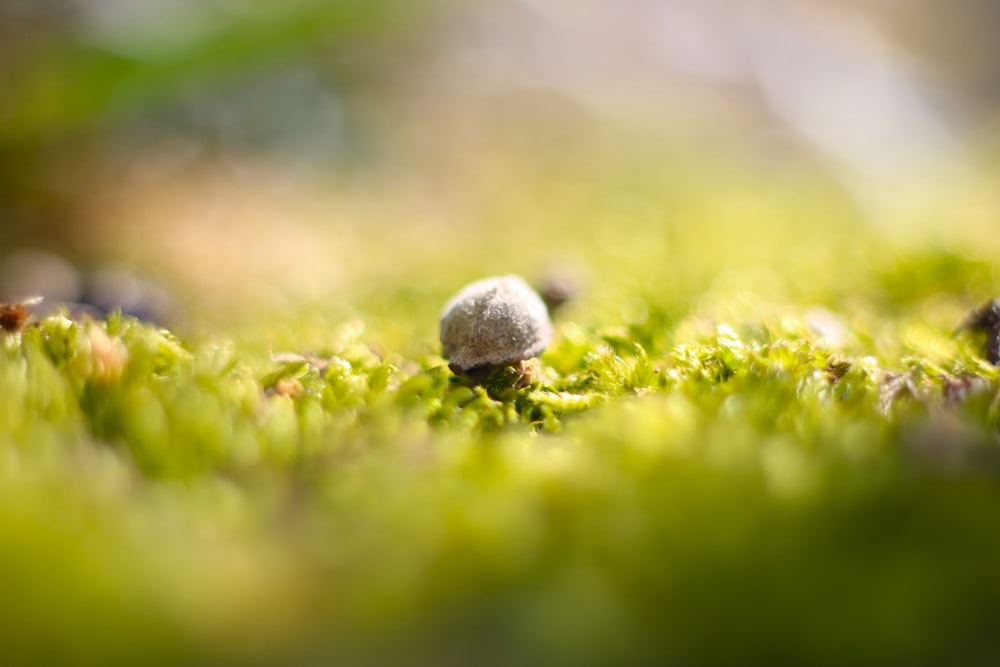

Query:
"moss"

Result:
[[1, 261, 1000, 667], [3, 156, 1000, 666]]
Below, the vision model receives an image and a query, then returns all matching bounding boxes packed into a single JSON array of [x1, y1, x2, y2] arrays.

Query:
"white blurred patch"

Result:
[[740, 1, 972, 224]]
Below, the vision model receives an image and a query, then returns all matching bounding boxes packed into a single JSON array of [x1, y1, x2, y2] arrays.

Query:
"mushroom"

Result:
[[440, 275, 553, 375]]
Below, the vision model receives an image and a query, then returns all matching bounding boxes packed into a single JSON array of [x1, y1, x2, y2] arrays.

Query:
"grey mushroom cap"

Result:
[[440, 275, 553, 373]]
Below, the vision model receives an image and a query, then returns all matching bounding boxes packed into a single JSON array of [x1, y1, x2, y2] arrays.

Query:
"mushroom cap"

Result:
[[440, 275, 553, 373]]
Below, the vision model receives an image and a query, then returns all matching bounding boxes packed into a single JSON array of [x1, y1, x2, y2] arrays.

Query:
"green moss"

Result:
[[3, 153, 1000, 665], [2, 254, 1000, 667]]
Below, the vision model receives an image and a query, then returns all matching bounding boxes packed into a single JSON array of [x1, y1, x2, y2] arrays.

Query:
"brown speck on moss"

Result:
[[825, 360, 852, 382], [267, 378, 304, 399], [0, 297, 42, 333]]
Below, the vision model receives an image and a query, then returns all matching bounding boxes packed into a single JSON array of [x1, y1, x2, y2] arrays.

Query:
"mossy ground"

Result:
[[3, 156, 1000, 666]]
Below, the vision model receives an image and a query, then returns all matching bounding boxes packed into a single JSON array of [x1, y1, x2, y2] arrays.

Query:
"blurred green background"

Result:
[[3, 2, 1000, 666], [3, 0, 999, 324]]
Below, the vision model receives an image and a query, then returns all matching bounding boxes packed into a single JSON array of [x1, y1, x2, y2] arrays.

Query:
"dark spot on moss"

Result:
[[825, 360, 852, 382], [0, 301, 31, 332], [958, 298, 1000, 365]]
